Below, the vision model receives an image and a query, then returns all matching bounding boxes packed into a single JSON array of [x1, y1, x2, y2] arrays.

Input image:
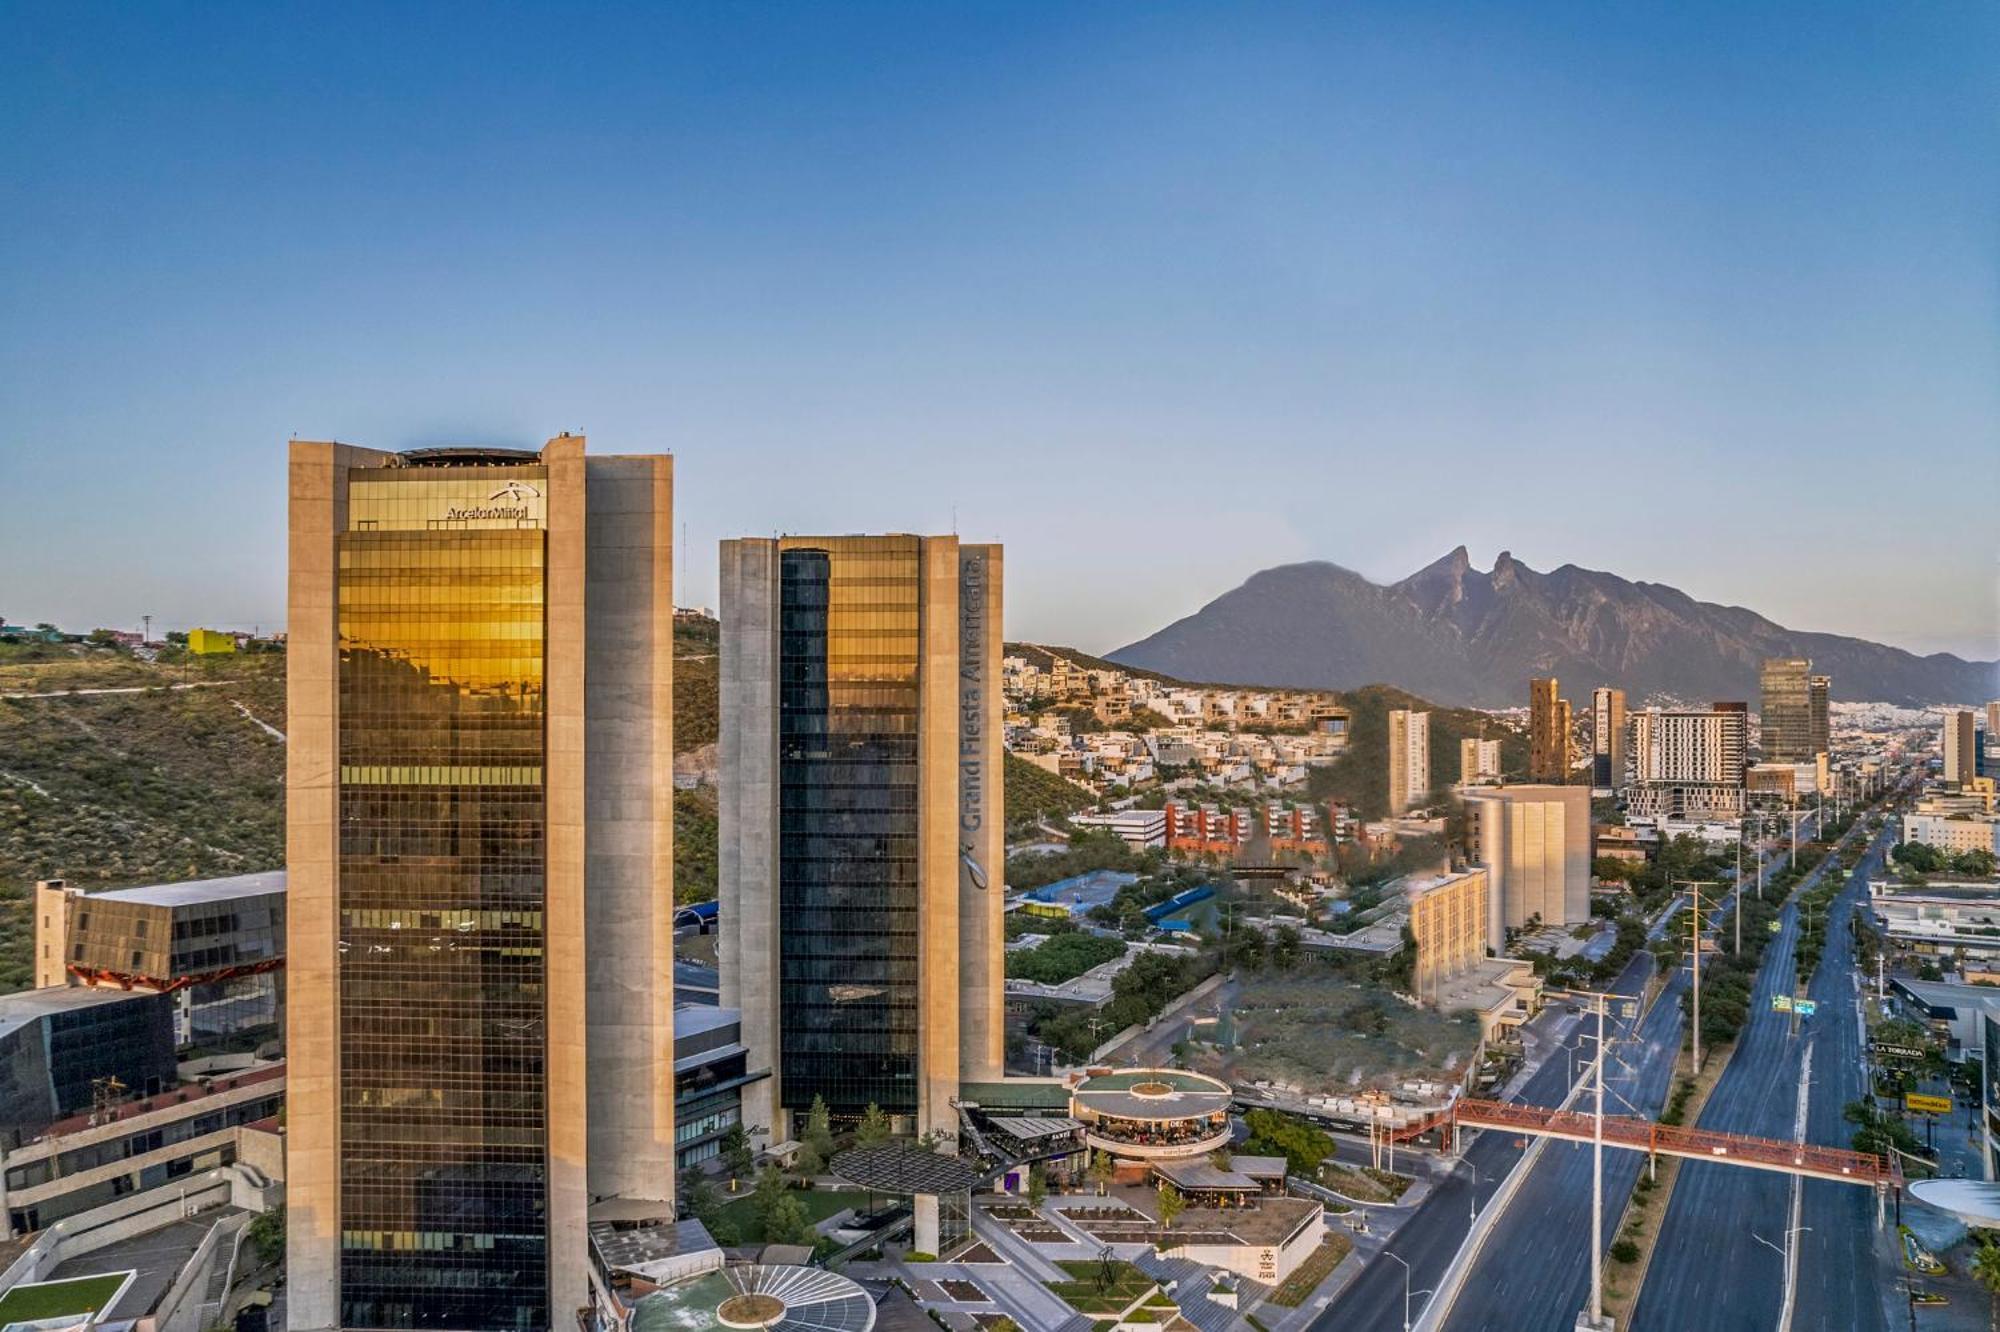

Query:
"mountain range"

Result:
[[1109, 548, 1995, 709]]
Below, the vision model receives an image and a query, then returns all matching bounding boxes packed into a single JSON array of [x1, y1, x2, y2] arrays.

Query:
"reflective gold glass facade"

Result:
[[336, 465, 550, 1332]]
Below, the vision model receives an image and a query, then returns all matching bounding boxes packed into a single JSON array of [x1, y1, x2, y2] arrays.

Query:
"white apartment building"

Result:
[[1632, 706, 1748, 784], [1628, 704, 1747, 818], [1388, 709, 1431, 816], [1460, 737, 1502, 787], [1070, 808, 1168, 849]]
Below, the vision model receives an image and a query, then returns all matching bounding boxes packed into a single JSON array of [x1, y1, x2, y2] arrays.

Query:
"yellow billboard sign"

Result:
[[1905, 1093, 1953, 1116]]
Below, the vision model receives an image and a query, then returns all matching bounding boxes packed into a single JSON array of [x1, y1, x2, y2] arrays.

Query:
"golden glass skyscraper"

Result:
[[287, 437, 676, 1332], [1760, 657, 1827, 765]]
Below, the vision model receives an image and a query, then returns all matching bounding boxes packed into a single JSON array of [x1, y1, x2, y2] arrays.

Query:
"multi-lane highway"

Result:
[[1793, 832, 1896, 1332], [1306, 803, 1891, 1332], [1304, 955, 1649, 1332], [1437, 950, 1684, 1330], [1631, 818, 1893, 1332]]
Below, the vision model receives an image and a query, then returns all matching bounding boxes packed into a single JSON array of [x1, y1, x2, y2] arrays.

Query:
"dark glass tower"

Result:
[[776, 543, 922, 1116], [721, 534, 1003, 1147]]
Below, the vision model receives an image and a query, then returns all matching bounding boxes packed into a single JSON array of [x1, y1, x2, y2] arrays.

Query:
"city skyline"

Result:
[[3, 3, 1995, 659]]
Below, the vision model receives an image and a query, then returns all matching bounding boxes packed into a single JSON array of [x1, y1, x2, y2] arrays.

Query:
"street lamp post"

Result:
[[1383, 1251, 1417, 1332], [1751, 1225, 1811, 1327]]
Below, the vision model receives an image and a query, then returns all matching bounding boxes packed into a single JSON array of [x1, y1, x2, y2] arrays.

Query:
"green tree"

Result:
[[1957, 849, 1998, 878], [766, 1191, 812, 1246], [803, 1094, 836, 1161], [1027, 1164, 1048, 1211], [1241, 1108, 1334, 1175], [1973, 1238, 2000, 1331], [1088, 1148, 1116, 1196], [857, 1102, 892, 1145], [1156, 1182, 1186, 1236], [720, 1122, 755, 1178], [1270, 924, 1303, 970], [751, 1164, 791, 1235], [245, 1206, 285, 1267]]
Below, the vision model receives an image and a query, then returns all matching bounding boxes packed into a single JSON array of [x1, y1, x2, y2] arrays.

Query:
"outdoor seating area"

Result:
[[1068, 1068, 1238, 1161]]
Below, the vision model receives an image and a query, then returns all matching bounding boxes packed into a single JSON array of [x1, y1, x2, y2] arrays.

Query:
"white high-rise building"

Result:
[[1460, 737, 1502, 787], [1464, 785, 1592, 945], [1388, 709, 1430, 816], [1627, 703, 1748, 819], [1631, 705, 1748, 785]]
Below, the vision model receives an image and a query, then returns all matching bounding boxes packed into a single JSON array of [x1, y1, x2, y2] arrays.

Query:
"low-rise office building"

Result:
[[35, 872, 285, 1052], [1, 1061, 285, 1237], [673, 1007, 765, 1174], [1870, 879, 2000, 960], [1904, 812, 2000, 857], [0, 988, 177, 1141], [1070, 808, 1168, 849]]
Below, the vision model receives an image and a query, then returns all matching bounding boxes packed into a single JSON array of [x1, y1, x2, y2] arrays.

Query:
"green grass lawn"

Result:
[[713, 1188, 872, 1243], [1047, 1258, 1157, 1315], [0, 1273, 130, 1324]]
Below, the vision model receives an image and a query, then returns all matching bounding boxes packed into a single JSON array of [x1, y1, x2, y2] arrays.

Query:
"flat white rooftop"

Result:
[[84, 870, 287, 908]]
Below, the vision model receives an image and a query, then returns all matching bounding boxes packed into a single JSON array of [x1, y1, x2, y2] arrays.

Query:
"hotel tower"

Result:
[[718, 535, 1003, 1146], [286, 436, 676, 1332]]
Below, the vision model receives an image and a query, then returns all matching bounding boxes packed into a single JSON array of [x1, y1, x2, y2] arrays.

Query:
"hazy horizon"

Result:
[[4, 3, 1995, 660]]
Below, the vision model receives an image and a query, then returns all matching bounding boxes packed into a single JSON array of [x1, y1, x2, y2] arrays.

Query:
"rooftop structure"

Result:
[[36, 871, 285, 1051], [627, 1266, 876, 1332], [1069, 1068, 1233, 1161]]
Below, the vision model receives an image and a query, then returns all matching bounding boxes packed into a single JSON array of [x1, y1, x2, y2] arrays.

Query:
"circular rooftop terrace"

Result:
[[630, 1265, 875, 1332], [1071, 1068, 1234, 1122], [1070, 1068, 1235, 1159]]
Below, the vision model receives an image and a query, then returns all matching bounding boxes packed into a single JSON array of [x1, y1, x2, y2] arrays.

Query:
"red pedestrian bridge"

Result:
[[1389, 1096, 1897, 1190]]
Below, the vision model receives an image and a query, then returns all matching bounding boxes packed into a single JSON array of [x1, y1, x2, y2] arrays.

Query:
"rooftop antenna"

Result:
[[951, 503, 958, 535]]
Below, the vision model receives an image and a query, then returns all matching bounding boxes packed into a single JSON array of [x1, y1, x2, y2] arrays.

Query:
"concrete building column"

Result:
[[719, 539, 784, 1147], [913, 1194, 941, 1256]]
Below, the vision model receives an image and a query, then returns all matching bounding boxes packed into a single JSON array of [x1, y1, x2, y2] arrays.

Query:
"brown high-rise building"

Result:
[[1529, 677, 1571, 783], [286, 437, 676, 1332], [1591, 686, 1627, 790], [1944, 709, 1979, 785]]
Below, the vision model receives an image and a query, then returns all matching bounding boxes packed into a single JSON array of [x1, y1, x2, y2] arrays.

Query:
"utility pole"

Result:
[[1591, 992, 1607, 1332], [1733, 833, 1743, 955], [1553, 987, 1620, 1332], [1677, 880, 1719, 1074]]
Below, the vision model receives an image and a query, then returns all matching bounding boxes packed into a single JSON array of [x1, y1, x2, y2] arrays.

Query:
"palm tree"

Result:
[[1972, 1237, 2000, 1331]]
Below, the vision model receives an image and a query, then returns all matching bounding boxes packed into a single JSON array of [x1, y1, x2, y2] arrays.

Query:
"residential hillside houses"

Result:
[[1004, 650, 1349, 793]]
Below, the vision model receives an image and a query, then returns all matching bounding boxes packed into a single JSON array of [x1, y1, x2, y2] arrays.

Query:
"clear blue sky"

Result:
[[2, 2, 1994, 659]]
